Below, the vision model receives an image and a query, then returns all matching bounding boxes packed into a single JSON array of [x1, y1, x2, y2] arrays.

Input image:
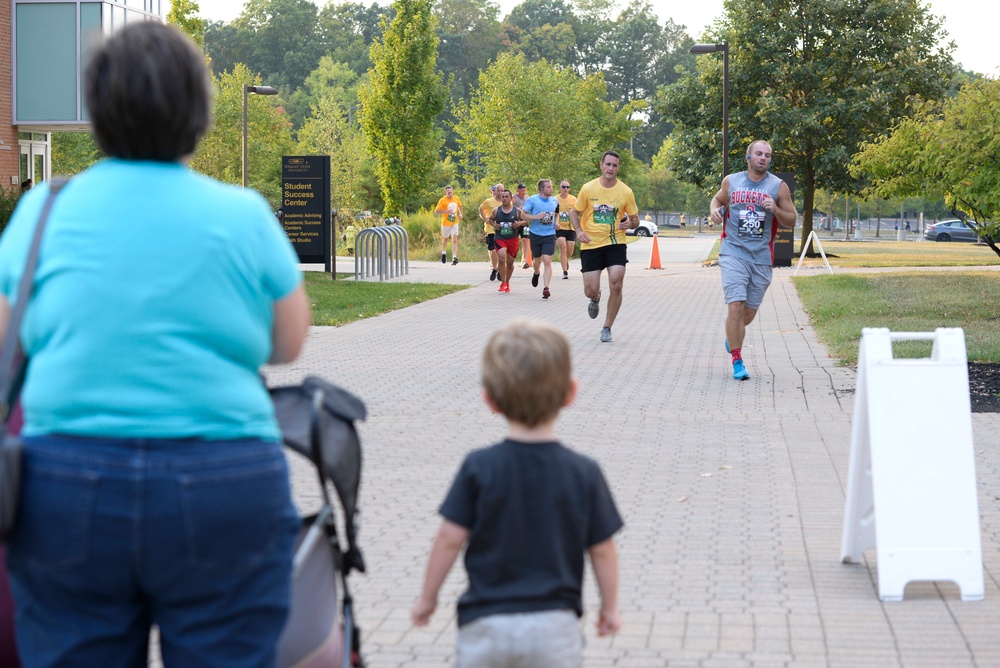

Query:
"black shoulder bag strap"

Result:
[[0, 178, 69, 423]]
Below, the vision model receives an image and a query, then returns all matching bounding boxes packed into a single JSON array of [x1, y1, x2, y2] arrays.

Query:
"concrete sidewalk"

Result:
[[272, 236, 1000, 667]]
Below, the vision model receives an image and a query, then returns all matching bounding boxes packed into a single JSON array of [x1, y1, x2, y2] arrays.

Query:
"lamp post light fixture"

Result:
[[689, 42, 729, 183], [242, 84, 278, 188]]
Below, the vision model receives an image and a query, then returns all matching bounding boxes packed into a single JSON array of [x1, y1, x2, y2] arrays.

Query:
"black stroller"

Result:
[[269, 377, 367, 668]]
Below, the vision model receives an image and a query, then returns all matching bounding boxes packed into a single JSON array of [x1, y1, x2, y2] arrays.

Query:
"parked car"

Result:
[[924, 219, 984, 242], [625, 217, 658, 237]]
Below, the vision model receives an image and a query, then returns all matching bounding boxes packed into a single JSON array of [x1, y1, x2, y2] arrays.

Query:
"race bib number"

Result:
[[593, 204, 616, 225], [541, 211, 554, 225], [447, 213, 456, 223], [559, 211, 570, 222], [738, 205, 765, 239]]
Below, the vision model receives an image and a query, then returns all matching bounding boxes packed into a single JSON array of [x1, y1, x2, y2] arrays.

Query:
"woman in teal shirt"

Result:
[[0, 23, 311, 668]]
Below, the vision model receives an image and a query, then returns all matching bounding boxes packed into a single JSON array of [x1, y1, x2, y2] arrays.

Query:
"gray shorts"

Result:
[[719, 254, 772, 310], [456, 609, 583, 667]]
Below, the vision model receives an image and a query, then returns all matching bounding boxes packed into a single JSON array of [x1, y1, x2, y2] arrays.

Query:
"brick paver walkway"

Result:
[[267, 236, 1000, 667]]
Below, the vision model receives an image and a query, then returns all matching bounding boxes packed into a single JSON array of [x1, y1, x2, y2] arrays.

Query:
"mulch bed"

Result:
[[969, 363, 1000, 413]]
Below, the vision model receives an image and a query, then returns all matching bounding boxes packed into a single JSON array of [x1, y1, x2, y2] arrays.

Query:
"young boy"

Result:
[[411, 319, 623, 666]]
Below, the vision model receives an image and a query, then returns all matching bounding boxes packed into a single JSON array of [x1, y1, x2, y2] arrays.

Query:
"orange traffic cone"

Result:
[[646, 235, 663, 270]]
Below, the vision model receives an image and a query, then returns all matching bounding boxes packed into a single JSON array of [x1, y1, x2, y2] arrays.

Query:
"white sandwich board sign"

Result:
[[840, 327, 984, 601]]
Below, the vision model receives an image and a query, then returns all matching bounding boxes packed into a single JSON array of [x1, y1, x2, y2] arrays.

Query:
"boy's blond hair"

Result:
[[481, 319, 572, 427]]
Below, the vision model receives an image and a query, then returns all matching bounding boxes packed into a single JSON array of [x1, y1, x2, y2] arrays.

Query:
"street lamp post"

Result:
[[689, 42, 729, 182], [242, 84, 278, 188]]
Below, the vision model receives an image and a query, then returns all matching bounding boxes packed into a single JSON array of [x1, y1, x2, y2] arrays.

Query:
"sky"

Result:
[[196, 0, 998, 76]]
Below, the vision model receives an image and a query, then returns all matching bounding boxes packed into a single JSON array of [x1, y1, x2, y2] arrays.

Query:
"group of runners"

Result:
[[436, 150, 640, 343], [433, 141, 798, 374]]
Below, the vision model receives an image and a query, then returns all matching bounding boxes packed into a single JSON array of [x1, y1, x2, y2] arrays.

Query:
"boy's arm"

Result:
[[588, 537, 621, 636], [412, 519, 470, 626]]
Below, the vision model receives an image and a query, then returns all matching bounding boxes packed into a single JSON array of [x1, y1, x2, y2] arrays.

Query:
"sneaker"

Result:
[[521, 261, 529, 269], [490, 268, 498, 281], [441, 252, 446, 264], [600, 327, 612, 343], [504, 283, 511, 293], [542, 287, 550, 299], [531, 273, 540, 288], [588, 297, 600, 319], [733, 360, 750, 380], [563, 271, 569, 280], [498, 282, 506, 293], [452, 257, 459, 265]]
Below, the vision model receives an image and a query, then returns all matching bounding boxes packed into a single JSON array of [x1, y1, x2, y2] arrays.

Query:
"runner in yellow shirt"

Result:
[[435, 185, 463, 265], [555, 180, 577, 280], [571, 151, 639, 343], [479, 183, 504, 281]]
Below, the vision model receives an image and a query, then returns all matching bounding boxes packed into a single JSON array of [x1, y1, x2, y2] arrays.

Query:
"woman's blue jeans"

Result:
[[5, 435, 300, 668]]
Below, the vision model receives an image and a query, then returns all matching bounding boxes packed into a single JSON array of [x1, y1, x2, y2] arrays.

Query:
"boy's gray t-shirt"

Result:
[[440, 439, 623, 627], [720, 170, 784, 265]]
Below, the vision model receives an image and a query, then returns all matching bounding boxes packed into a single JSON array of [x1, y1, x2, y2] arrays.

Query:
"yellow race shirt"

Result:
[[573, 178, 639, 249], [480, 196, 502, 233], [556, 193, 577, 230], [436, 195, 462, 226]]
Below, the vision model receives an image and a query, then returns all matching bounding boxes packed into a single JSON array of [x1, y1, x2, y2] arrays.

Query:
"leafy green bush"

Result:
[[0, 183, 23, 237]]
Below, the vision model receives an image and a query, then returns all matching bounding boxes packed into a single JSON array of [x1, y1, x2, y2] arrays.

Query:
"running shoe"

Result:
[[498, 282, 506, 293], [733, 360, 750, 380], [563, 271, 569, 280], [441, 252, 446, 264], [588, 298, 600, 319], [452, 257, 459, 265], [490, 269, 498, 281], [600, 327, 612, 343], [504, 283, 511, 293], [531, 273, 540, 288], [542, 287, 550, 299]]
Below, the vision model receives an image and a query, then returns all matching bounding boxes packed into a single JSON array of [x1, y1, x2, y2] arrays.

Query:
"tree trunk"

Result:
[[876, 214, 881, 238]]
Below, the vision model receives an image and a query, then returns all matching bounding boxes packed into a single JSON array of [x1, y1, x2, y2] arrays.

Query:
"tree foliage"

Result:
[[359, 0, 447, 215], [659, 0, 956, 255], [850, 78, 1000, 256], [297, 95, 382, 215], [191, 63, 295, 207], [166, 0, 207, 47], [452, 52, 635, 189], [52, 132, 101, 175]]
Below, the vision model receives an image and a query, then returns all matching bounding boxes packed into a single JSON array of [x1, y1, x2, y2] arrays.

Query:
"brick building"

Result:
[[3, 0, 163, 188]]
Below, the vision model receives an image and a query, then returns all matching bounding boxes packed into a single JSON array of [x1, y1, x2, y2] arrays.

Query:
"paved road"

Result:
[[269, 236, 1000, 667]]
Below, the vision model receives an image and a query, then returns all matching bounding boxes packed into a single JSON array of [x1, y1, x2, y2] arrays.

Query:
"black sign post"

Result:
[[281, 156, 332, 275], [772, 171, 796, 267]]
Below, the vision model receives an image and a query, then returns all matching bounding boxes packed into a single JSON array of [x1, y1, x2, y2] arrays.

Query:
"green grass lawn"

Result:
[[706, 238, 1000, 267], [303, 272, 466, 326], [792, 271, 1000, 365], [795, 239, 1000, 268]]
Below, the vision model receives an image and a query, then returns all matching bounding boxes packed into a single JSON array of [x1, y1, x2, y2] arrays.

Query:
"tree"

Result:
[[659, 0, 956, 256], [285, 56, 360, 129], [434, 0, 501, 101], [191, 63, 295, 207], [501, 0, 578, 68], [850, 78, 1000, 257], [297, 95, 382, 215], [452, 52, 635, 189], [603, 1, 693, 163], [358, 0, 446, 215], [167, 0, 207, 47], [316, 2, 388, 78], [230, 0, 323, 91], [52, 132, 101, 175]]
